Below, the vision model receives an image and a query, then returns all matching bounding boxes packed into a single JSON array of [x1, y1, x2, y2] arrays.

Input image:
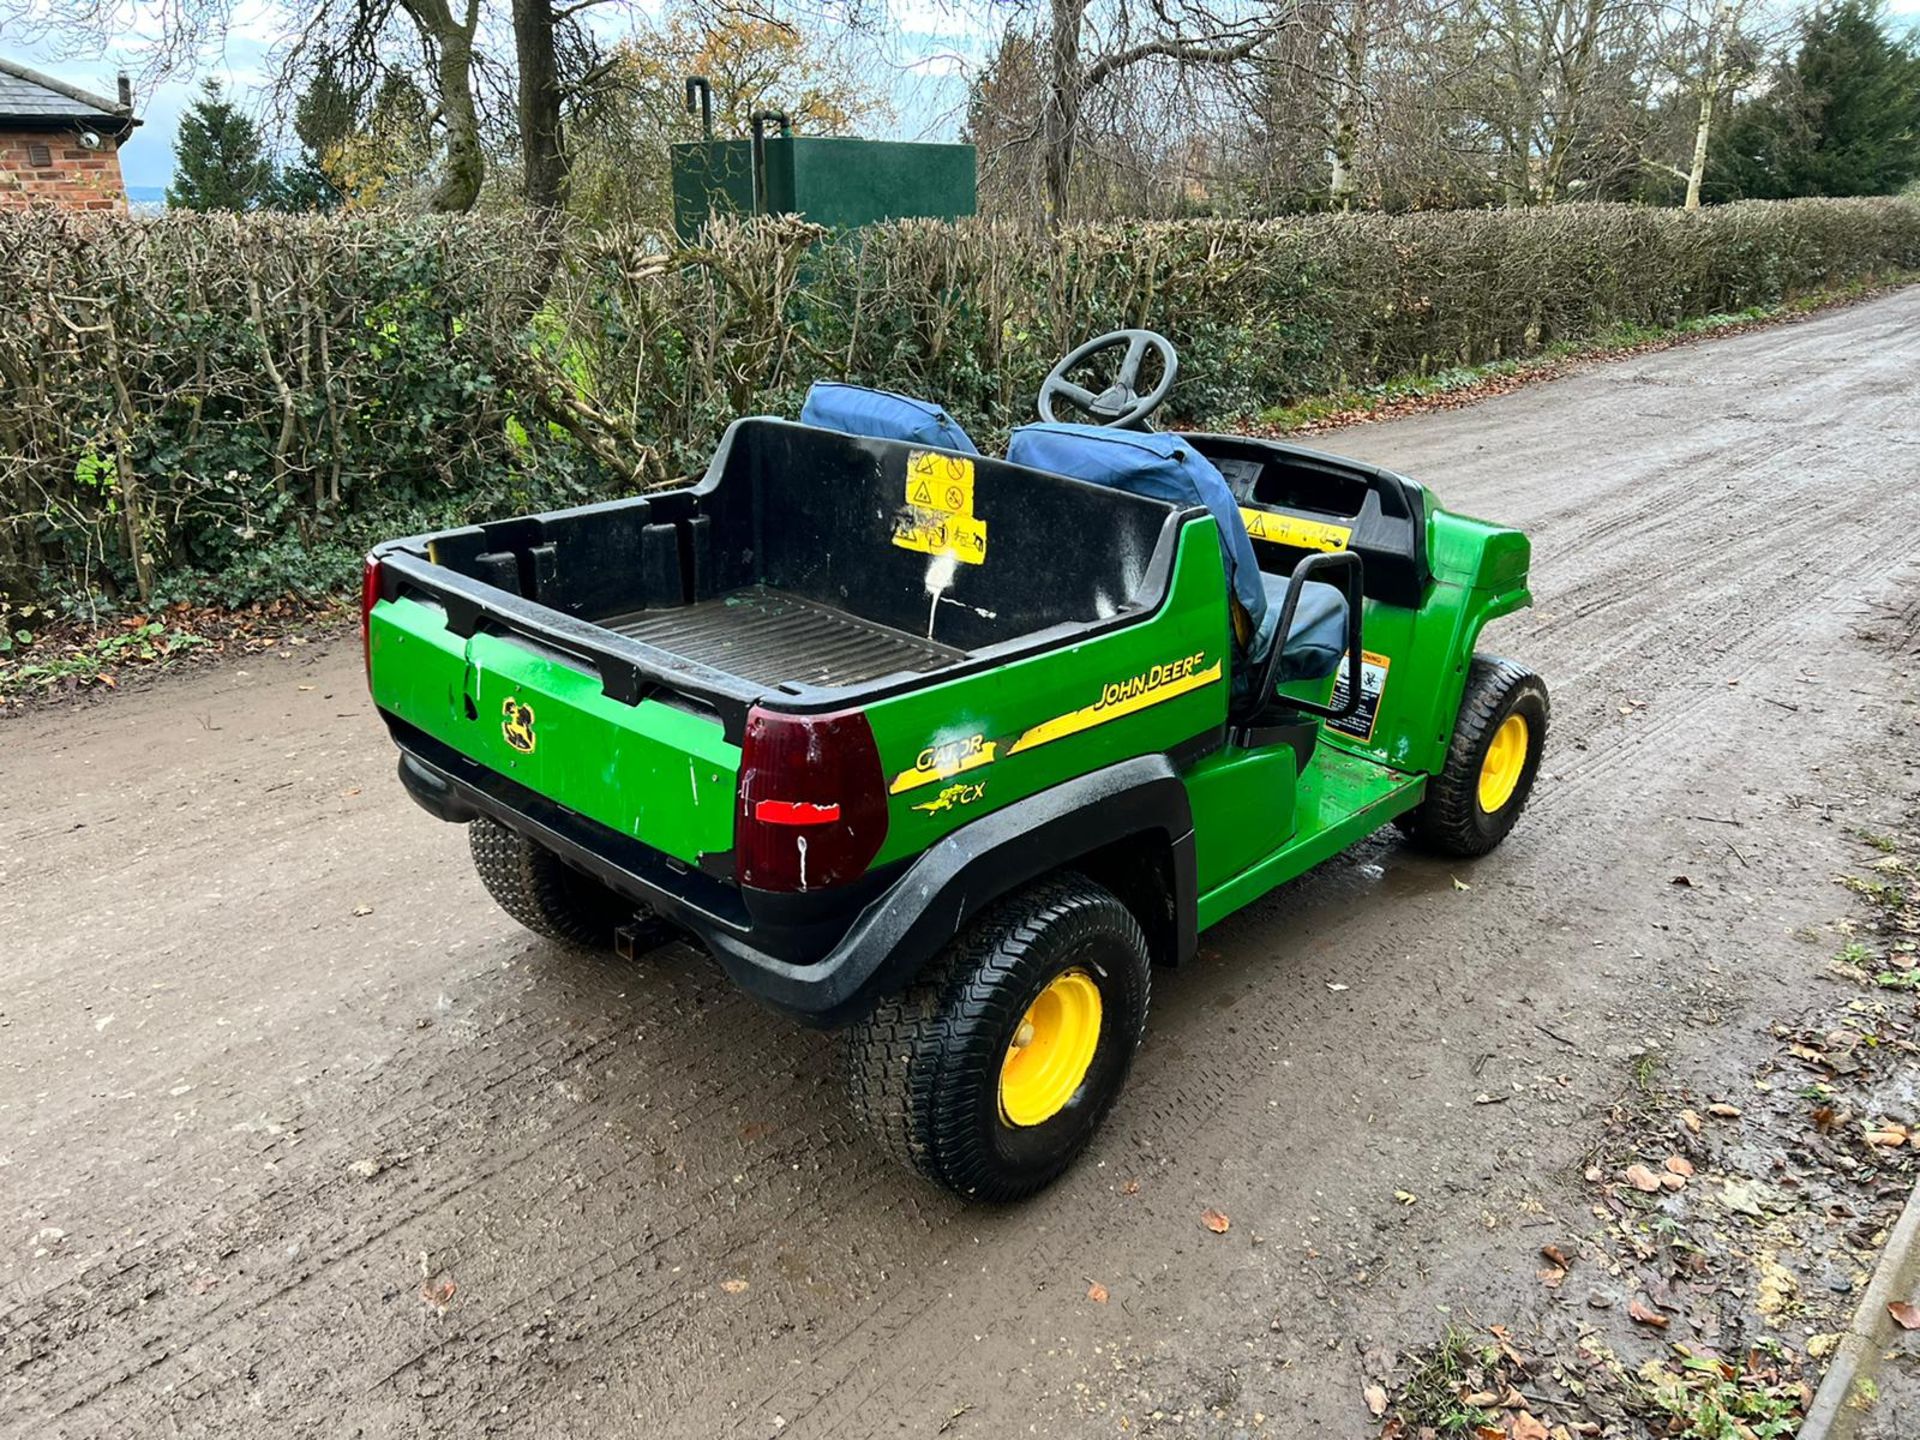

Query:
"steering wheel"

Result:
[[1037, 329, 1179, 429]]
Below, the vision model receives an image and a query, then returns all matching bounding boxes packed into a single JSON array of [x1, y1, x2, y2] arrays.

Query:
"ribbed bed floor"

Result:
[[603, 585, 965, 688]]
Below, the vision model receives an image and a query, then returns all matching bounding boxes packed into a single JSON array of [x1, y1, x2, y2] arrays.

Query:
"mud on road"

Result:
[[3, 289, 1919, 1440]]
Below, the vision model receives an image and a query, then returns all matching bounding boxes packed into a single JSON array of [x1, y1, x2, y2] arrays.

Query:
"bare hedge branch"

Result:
[[2, 198, 1915, 611]]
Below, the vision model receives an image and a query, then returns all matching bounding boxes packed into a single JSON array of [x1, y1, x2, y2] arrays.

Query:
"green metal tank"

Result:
[[671, 135, 977, 240]]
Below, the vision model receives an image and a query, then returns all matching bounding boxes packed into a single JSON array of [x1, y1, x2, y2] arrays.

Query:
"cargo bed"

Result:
[[371, 418, 1188, 738], [603, 585, 965, 689]]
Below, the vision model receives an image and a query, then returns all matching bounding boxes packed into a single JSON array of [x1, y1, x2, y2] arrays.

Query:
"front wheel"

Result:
[[1401, 656, 1549, 858], [844, 874, 1151, 1201]]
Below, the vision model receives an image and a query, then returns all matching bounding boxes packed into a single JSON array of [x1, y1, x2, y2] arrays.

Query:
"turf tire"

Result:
[[468, 816, 636, 947], [844, 873, 1151, 1202], [1401, 655, 1549, 858]]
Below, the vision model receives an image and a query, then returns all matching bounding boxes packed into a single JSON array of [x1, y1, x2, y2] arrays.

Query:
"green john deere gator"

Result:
[[364, 329, 1548, 1201]]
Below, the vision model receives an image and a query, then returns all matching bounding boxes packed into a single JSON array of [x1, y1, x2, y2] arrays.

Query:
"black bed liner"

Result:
[[371, 418, 1191, 738], [604, 585, 964, 689]]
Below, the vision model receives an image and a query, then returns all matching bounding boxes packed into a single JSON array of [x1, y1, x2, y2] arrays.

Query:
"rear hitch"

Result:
[[614, 915, 684, 962]]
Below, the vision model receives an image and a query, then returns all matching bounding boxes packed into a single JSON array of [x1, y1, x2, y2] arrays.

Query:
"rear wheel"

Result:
[[1402, 656, 1549, 858], [844, 874, 1151, 1201], [468, 816, 636, 948]]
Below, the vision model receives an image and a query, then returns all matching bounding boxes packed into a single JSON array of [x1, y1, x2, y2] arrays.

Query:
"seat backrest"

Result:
[[799, 382, 980, 455], [1006, 422, 1266, 633]]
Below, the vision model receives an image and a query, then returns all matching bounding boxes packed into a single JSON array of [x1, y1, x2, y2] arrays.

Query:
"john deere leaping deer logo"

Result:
[[501, 697, 537, 754]]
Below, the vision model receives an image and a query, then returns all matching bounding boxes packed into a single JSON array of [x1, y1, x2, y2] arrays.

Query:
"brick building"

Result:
[[0, 58, 140, 212]]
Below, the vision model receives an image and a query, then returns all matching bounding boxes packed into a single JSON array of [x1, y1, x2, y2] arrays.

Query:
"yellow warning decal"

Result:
[[1240, 508, 1352, 553], [894, 510, 987, 564], [906, 451, 975, 517], [895, 450, 987, 564], [890, 734, 997, 794], [1009, 655, 1222, 755]]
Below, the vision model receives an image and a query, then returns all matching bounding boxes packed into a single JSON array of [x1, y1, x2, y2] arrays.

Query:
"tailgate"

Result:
[[369, 591, 739, 867]]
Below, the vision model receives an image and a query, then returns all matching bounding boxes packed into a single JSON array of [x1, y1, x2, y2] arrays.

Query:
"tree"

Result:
[[167, 79, 276, 211], [514, 0, 568, 216], [1631, 0, 1774, 209], [1037, 0, 1281, 223], [965, 26, 1052, 217], [1713, 0, 1920, 197], [566, 8, 888, 225], [273, 61, 355, 211]]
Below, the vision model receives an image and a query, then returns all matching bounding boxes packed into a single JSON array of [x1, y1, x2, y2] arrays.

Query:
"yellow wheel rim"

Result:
[[999, 970, 1103, 1128], [1478, 713, 1530, 814]]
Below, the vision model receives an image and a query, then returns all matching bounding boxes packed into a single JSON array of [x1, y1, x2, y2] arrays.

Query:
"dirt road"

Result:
[[4, 290, 1919, 1440]]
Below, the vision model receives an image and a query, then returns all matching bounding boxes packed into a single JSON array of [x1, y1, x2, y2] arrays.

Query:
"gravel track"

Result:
[[3, 288, 1918, 1438]]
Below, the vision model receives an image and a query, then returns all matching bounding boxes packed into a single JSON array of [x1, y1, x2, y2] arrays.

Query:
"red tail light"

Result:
[[361, 554, 383, 688], [736, 706, 889, 893]]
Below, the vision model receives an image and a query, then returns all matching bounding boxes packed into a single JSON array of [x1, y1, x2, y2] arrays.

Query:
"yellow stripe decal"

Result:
[[889, 739, 997, 794], [1008, 658, 1222, 756], [1239, 508, 1352, 552]]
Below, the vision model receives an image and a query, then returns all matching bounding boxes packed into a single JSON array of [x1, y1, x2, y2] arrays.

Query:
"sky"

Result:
[[3, 0, 991, 192], [8, 0, 1920, 193]]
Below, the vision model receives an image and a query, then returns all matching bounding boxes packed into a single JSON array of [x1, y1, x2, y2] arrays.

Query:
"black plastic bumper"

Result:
[[393, 723, 1196, 1028]]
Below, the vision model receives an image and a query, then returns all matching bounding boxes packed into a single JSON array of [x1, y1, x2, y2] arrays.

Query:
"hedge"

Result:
[[2, 197, 1916, 613]]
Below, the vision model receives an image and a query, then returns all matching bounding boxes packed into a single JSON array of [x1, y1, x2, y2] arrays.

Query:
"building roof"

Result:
[[0, 57, 139, 137]]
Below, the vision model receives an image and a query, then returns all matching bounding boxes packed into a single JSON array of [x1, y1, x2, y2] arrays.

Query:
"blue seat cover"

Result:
[[1249, 573, 1348, 684], [1006, 422, 1266, 631], [800, 382, 979, 455]]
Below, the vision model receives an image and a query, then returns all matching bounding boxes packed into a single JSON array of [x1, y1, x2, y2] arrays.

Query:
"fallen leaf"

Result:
[[1889, 1302, 1920, 1330], [1120, 1179, 1140, 1196], [1451, 875, 1472, 891], [1664, 1155, 1694, 1177], [1364, 1383, 1388, 1417], [1865, 1122, 1910, 1147], [1680, 1109, 1703, 1134], [1087, 1281, 1109, 1304], [1812, 1106, 1839, 1133], [1627, 1297, 1669, 1328], [1708, 1102, 1742, 1119], [720, 1278, 749, 1294], [1659, 1172, 1687, 1191], [420, 1277, 457, 1311], [351, 904, 373, 917], [1512, 1413, 1550, 1440], [1200, 1208, 1230, 1234], [1624, 1164, 1662, 1192], [1393, 1189, 1418, 1205], [1540, 1243, 1572, 1269], [1538, 1266, 1567, 1288]]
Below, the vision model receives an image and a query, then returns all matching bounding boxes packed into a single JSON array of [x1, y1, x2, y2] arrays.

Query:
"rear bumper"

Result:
[[392, 721, 1196, 1028]]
